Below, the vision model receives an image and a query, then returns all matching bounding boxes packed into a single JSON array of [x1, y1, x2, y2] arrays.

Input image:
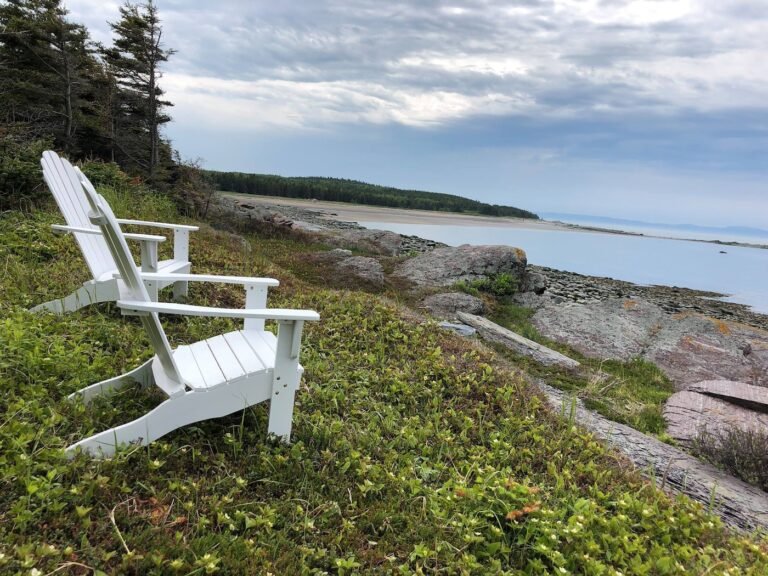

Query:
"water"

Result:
[[362, 221, 768, 313]]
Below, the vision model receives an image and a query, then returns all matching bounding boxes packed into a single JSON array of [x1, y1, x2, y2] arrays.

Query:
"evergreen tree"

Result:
[[102, 0, 174, 182], [0, 0, 94, 152]]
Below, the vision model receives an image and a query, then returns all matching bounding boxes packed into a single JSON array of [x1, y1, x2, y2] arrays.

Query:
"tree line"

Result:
[[208, 172, 540, 219], [0, 0, 212, 212]]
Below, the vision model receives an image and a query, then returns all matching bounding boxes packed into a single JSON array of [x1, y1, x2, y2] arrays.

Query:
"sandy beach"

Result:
[[221, 192, 574, 231]]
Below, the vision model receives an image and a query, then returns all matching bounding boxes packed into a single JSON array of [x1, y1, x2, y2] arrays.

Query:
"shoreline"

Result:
[[221, 192, 768, 250], [215, 192, 768, 330]]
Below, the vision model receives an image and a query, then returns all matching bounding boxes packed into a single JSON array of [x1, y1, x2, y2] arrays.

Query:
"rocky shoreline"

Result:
[[211, 193, 768, 527], [215, 193, 768, 331], [528, 265, 768, 332]]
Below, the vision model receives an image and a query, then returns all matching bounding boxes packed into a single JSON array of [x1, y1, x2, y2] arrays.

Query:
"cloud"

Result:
[[66, 0, 768, 226], [71, 0, 768, 130]]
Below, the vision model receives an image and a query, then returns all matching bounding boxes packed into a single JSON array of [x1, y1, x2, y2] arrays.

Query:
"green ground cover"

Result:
[[0, 177, 766, 574]]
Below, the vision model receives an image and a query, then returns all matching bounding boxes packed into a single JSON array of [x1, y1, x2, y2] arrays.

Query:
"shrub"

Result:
[[0, 137, 52, 210], [80, 159, 132, 189], [692, 425, 768, 491], [455, 272, 519, 298]]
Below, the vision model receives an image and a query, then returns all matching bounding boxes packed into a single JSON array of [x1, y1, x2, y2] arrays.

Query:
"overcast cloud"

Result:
[[66, 0, 767, 226]]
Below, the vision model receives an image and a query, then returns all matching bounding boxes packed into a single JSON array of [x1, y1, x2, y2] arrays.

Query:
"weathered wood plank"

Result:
[[456, 312, 580, 369]]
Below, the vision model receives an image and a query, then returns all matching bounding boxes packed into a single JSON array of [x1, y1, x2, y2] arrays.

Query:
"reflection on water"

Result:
[[363, 221, 768, 313]]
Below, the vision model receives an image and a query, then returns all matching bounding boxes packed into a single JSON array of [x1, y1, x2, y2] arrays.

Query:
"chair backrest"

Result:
[[41, 151, 116, 280], [77, 170, 183, 388]]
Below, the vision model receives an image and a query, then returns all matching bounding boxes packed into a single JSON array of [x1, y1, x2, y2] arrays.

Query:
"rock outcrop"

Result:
[[393, 244, 527, 287], [663, 380, 768, 444], [532, 298, 768, 390], [540, 380, 768, 532]]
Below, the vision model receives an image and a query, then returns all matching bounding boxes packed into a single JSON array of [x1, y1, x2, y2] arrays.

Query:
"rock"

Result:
[[540, 379, 768, 532], [532, 299, 768, 390], [327, 248, 353, 259], [290, 220, 323, 232], [334, 256, 385, 286], [421, 292, 485, 319], [325, 229, 406, 256], [521, 270, 548, 294], [663, 381, 768, 444], [438, 322, 477, 337], [686, 379, 768, 410], [457, 312, 580, 369], [393, 244, 527, 287]]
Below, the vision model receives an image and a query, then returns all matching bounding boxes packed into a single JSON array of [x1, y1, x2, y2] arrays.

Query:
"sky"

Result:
[[65, 0, 767, 227]]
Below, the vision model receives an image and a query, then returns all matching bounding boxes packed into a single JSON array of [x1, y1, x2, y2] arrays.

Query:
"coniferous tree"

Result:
[[0, 0, 95, 152], [102, 0, 174, 182]]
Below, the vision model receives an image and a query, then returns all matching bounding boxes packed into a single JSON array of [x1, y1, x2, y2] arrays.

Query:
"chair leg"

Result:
[[172, 280, 188, 300], [30, 280, 119, 314], [66, 385, 245, 459], [66, 394, 183, 458], [68, 359, 154, 403], [268, 366, 303, 442]]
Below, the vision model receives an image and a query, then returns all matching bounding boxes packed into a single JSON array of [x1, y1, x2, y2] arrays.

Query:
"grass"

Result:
[[489, 299, 676, 437], [0, 178, 767, 574]]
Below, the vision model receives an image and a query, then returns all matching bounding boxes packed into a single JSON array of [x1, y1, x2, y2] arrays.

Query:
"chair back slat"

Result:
[[41, 151, 115, 279], [77, 170, 183, 387]]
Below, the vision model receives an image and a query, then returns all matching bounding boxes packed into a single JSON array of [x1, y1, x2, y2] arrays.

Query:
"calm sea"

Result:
[[361, 221, 768, 313]]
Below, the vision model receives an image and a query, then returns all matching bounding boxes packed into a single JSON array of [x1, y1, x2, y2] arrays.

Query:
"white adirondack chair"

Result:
[[32, 150, 199, 314], [65, 171, 320, 458]]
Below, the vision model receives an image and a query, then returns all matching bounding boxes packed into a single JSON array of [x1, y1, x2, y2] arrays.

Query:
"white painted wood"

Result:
[[140, 239, 159, 273], [222, 331, 267, 373], [136, 273, 279, 286], [117, 300, 320, 321], [245, 284, 269, 331], [34, 151, 201, 313], [241, 329, 277, 367], [203, 335, 247, 382], [116, 218, 199, 231], [60, 167, 319, 458], [268, 320, 302, 441], [52, 224, 167, 243]]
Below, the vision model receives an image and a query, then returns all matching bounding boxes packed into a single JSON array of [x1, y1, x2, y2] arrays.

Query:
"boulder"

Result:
[[393, 244, 527, 287], [421, 292, 485, 319], [334, 256, 385, 287], [521, 270, 548, 294], [663, 380, 768, 444]]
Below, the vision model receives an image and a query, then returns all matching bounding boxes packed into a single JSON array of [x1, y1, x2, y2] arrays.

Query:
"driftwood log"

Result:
[[462, 313, 768, 531], [457, 312, 580, 369]]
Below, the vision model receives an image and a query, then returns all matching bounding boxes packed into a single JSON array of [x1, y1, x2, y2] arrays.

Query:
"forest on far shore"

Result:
[[207, 171, 540, 219]]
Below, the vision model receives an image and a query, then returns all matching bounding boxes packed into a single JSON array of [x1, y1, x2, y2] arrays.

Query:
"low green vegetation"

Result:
[[209, 170, 539, 218], [455, 273, 520, 299], [1, 175, 766, 574], [489, 302, 674, 436]]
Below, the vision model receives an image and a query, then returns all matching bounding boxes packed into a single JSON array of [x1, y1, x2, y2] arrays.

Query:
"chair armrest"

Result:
[[116, 300, 320, 322], [123, 232, 166, 243], [52, 224, 165, 243], [117, 219, 195, 262], [116, 219, 199, 232], [51, 224, 101, 235], [136, 272, 279, 287]]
